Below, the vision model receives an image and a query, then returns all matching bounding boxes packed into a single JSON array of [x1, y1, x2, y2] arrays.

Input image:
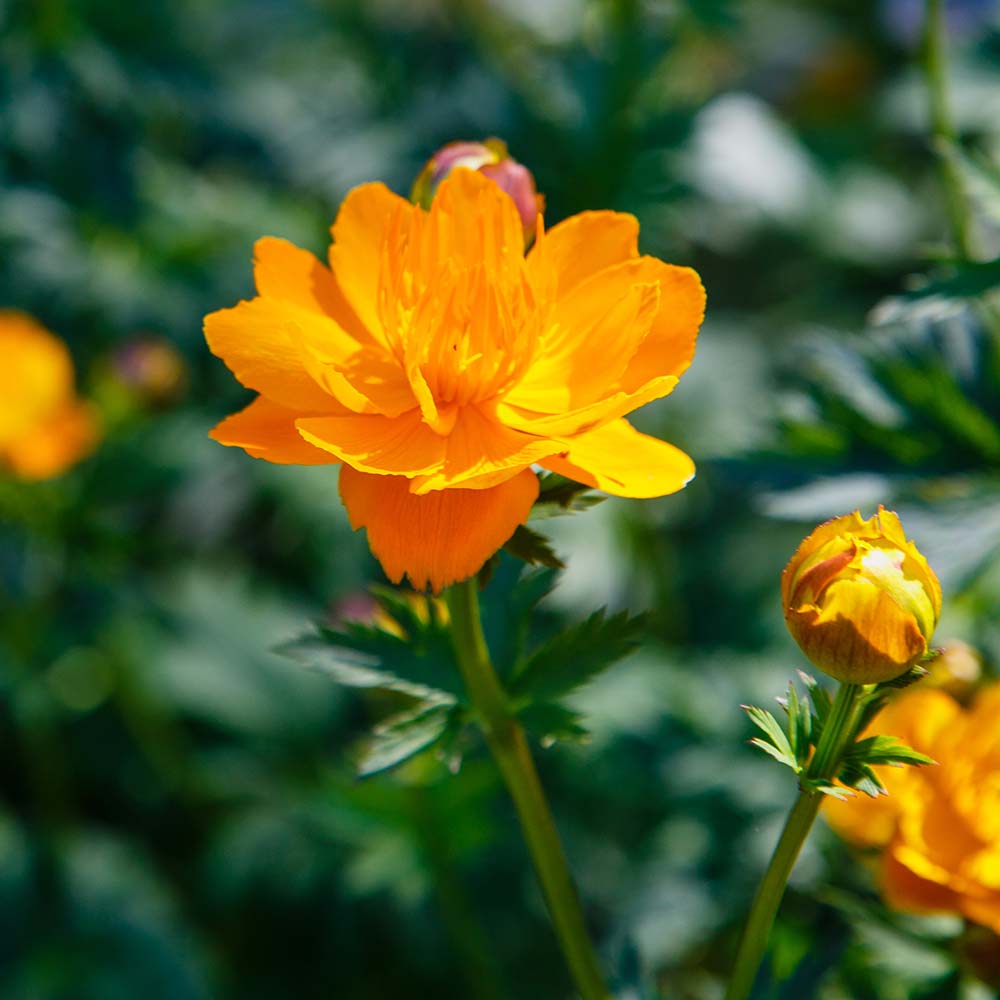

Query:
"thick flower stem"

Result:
[[444, 578, 611, 1000], [725, 682, 863, 1000]]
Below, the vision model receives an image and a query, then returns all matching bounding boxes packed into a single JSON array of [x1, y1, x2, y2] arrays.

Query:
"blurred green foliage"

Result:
[[2, 0, 1000, 997]]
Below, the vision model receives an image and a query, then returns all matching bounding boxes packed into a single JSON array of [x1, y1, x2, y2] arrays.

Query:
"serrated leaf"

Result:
[[848, 735, 936, 768], [798, 670, 833, 725], [517, 702, 591, 747], [503, 523, 565, 569], [279, 633, 461, 702], [812, 781, 853, 800], [508, 608, 644, 701], [743, 705, 796, 761], [529, 473, 607, 520], [355, 702, 458, 778], [748, 737, 799, 770]]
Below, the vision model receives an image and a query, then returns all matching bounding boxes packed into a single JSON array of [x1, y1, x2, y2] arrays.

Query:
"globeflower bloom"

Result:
[[781, 507, 941, 684], [0, 311, 99, 480], [205, 168, 705, 591], [825, 683, 1000, 934]]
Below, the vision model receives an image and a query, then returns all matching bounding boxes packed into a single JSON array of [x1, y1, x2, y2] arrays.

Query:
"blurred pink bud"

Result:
[[112, 336, 186, 406], [411, 138, 544, 240]]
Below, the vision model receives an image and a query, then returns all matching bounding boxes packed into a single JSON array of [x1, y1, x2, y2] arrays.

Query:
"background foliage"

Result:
[[2, 1, 999, 997]]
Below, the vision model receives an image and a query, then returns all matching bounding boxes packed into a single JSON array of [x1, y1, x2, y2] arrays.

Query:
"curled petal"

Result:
[[339, 465, 539, 592]]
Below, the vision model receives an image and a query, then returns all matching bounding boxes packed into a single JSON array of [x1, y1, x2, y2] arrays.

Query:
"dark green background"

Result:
[[2, 1, 999, 997]]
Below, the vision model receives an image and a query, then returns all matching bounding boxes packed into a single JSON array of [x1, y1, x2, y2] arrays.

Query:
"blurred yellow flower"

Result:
[[205, 168, 705, 592], [0, 311, 99, 480], [781, 507, 941, 684], [826, 683, 1000, 934]]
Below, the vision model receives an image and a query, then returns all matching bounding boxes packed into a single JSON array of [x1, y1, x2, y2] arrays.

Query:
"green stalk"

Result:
[[921, 0, 1000, 357], [444, 578, 610, 1000], [923, 0, 973, 258], [725, 682, 863, 1000]]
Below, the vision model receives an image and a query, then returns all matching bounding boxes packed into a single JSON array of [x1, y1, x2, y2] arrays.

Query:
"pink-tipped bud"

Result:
[[411, 138, 544, 239]]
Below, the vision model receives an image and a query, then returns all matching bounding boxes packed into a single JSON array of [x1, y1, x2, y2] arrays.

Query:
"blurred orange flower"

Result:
[[0, 311, 99, 480], [205, 168, 705, 591], [826, 683, 1000, 934]]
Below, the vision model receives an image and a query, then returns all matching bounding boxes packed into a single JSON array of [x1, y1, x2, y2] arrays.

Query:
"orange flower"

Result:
[[826, 683, 1000, 934], [205, 169, 705, 591], [0, 311, 99, 480]]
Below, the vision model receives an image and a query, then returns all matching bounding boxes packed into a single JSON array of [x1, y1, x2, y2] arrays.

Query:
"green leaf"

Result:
[[355, 702, 459, 778], [798, 671, 832, 726], [782, 681, 812, 765], [503, 524, 565, 569], [743, 704, 799, 770], [478, 560, 559, 675], [279, 624, 463, 701], [848, 735, 936, 768], [748, 737, 799, 770], [529, 473, 606, 520], [278, 585, 464, 699], [517, 702, 591, 747], [508, 608, 644, 701]]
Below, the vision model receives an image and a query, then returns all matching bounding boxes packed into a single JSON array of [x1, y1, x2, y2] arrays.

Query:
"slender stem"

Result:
[[922, 0, 973, 259], [725, 682, 863, 1000], [921, 0, 1000, 357], [444, 579, 610, 1000]]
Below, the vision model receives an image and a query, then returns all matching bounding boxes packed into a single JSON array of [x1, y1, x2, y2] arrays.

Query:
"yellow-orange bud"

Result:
[[781, 507, 941, 684]]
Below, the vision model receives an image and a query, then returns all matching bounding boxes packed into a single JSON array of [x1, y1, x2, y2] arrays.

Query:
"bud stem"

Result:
[[725, 682, 863, 1000], [444, 578, 611, 1000]]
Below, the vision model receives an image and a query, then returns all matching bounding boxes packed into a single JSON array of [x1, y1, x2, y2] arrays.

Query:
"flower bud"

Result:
[[112, 336, 187, 407], [410, 138, 544, 238], [781, 506, 941, 684]]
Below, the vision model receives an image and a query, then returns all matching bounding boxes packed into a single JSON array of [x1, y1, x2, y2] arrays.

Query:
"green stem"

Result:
[[921, 0, 1000, 358], [444, 578, 610, 1000], [923, 0, 972, 259], [725, 682, 863, 1000]]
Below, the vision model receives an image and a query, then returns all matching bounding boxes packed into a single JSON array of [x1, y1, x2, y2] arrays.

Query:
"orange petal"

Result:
[[292, 310, 415, 416], [339, 466, 539, 592], [210, 396, 339, 465], [527, 211, 639, 301], [883, 840, 963, 914], [253, 237, 369, 341], [295, 408, 445, 476], [328, 182, 414, 344], [409, 403, 559, 493], [204, 298, 341, 412], [428, 168, 526, 276], [499, 375, 679, 438], [541, 418, 695, 499], [4, 399, 98, 480], [613, 259, 705, 393], [252, 238, 415, 416], [506, 278, 661, 412]]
